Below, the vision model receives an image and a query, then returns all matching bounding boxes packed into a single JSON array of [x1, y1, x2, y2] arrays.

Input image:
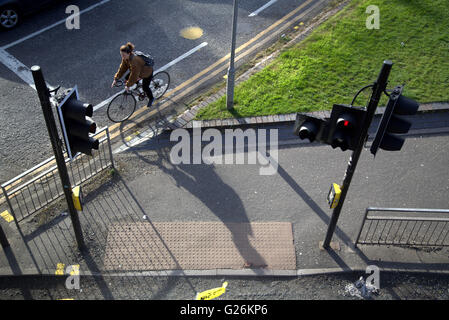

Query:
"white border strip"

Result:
[[1, 0, 111, 50], [249, 0, 278, 17]]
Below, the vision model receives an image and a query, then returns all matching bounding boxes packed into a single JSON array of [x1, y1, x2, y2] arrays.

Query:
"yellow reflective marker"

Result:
[[1, 210, 14, 222], [195, 282, 228, 300], [180, 27, 203, 40], [125, 131, 141, 142], [68, 264, 80, 276], [72, 186, 83, 211], [55, 263, 65, 275], [327, 183, 342, 209]]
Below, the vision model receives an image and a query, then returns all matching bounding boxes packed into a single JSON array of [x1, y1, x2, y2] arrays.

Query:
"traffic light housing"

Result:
[[370, 85, 419, 156], [56, 86, 99, 160], [293, 113, 328, 143], [327, 104, 367, 151]]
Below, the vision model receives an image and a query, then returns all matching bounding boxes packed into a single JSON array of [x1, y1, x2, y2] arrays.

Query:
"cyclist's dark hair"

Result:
[[120, 42, 135, 54]]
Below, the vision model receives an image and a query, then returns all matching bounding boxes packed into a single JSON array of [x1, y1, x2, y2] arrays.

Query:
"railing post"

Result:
[[106, 127, 115, 169], [354, 208, 371, 248], [1, 185, 20, 231]]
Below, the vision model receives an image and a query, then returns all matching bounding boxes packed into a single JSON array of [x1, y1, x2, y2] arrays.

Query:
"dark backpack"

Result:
[[134, 50, 154, 67]]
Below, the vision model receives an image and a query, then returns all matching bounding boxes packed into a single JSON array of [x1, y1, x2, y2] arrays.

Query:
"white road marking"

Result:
[[1, 0, 111, 50], [0, 48, 37, 89], [155, 42, 208, 73], [249, 0, 278, 17], [0, 0, 110, 90], [94, 42, 208, 111]]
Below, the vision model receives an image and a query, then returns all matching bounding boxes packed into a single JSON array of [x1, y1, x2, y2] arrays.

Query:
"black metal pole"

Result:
[[226, 0, 238, 110], [31, 65, 86, 251], [322, 60, 393, 249], [0, 223, 9, 248]]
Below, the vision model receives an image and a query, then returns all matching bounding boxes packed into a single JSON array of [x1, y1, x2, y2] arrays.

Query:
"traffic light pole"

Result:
[[31, 66, 86, 252], [322, 60, 393, 249], [226, 0, 238, 110]]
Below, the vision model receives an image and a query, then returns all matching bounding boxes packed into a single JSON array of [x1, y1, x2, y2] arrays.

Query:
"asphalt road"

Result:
[[0, 0, 327, 183], [1, 271, 449, 300]]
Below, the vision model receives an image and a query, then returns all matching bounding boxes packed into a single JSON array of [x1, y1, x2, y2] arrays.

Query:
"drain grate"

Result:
[[103, 222, 296, 271]]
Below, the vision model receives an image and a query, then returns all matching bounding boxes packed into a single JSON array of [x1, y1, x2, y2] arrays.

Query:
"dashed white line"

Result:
[[249, 0, 278, 17]]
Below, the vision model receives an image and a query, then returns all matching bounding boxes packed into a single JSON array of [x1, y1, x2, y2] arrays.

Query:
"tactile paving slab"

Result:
[[103, 222, 296, 271]]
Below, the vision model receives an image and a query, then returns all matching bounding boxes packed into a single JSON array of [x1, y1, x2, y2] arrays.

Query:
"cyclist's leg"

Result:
[[142, 71, 154, 106]]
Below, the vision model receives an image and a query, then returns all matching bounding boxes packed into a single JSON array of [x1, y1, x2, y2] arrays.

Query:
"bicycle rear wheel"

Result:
[[151, 71, 170, 99], [107, 93, 136, 123]]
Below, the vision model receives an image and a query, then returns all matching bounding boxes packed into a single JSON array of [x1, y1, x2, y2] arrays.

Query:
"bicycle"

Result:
[[107, 71, 170, 123]]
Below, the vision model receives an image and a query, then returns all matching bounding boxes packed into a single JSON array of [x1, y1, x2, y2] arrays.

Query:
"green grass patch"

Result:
[[195, 0, 449, 120]]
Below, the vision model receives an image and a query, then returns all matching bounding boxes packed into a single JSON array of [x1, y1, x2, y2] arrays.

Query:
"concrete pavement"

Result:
[[1, 106, 448, 279]]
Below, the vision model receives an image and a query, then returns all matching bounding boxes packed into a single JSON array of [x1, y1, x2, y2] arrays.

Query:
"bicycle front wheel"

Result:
[[107, 93, 136, 123], [151, 71, 170, 99]]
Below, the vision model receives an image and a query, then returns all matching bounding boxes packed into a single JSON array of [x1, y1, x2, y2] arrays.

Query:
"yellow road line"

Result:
[[0, 178, 23, 201]]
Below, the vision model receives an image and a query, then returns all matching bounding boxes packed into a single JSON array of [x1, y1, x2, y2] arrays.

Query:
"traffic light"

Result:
[[327, 104, 367, 151], [56, 86, 99, 159], [370, 85, 419, 156], [293, 113, 328, 143]]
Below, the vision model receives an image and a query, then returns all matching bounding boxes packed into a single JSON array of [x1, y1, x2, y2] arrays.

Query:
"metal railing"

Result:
[[355, 207, 449, 248], [1, 127, 114, 223]]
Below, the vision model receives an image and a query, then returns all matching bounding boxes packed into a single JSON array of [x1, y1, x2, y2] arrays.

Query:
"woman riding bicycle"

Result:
[[111, 42, 154, 107]]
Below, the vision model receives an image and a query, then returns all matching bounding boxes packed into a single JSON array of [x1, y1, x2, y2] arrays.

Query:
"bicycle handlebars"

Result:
[[114, 79, 124, 87]]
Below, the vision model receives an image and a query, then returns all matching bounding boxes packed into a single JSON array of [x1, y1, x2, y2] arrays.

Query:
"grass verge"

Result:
[[195, 0, 449, 120]]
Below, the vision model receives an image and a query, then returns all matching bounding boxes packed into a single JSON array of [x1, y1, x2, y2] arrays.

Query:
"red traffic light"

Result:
[[328, 105, 367, 151]]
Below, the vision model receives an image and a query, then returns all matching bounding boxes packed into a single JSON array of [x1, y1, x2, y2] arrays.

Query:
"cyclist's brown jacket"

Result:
[[114, 53, 153, 87]]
